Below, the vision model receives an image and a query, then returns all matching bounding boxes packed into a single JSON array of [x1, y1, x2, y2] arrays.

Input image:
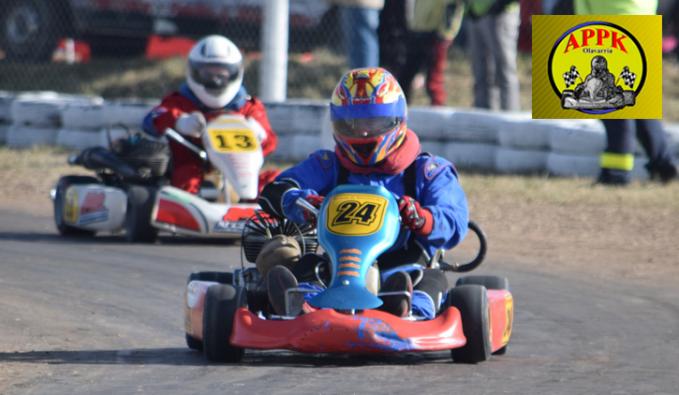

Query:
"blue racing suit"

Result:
[[272, 149, 468, 256], [260, 149, 469, 318]]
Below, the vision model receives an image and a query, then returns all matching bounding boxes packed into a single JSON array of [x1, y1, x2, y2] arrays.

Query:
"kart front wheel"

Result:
[[455, 275, 509, 291], [455, 275, 510, 355], [202, 284, 246, 363], [125, 185, 158, 243], [448, 284, 491, 364], [184, 271, 236, 351], [53, 176, 100, 237]]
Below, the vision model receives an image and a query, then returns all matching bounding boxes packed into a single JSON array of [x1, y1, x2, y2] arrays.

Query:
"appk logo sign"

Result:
[[532, 15, 661, 119]]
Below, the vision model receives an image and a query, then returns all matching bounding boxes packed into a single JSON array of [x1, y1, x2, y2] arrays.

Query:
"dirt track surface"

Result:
[[1, 208, 678, 395], [2, 148, 679, 393]]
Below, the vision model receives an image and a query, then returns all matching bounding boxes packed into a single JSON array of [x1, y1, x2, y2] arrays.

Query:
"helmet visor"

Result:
[[333, 116, 402, 138], [189, 61, 241, 91]]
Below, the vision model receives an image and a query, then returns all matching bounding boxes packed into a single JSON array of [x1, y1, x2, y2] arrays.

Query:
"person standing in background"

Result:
[[575, 0, 678, 185], [331, 0, 385, 69], [396, 0, 465, 106], [378, 0, 408, 78], [466, 0, 521, 111]]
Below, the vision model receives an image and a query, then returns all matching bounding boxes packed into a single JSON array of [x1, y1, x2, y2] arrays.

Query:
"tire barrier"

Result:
[[2, 91, 678, 179]]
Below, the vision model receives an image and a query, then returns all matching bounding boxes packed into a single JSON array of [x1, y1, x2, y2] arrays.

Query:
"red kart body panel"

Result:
[[231, 307, 465, 353], [185, 280, 513, 354]]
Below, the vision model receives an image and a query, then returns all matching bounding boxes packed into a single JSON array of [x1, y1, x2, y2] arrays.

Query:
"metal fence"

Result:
[[0, 0, 345, 100]]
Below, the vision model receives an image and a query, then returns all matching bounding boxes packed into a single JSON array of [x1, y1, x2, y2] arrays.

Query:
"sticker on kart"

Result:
[[326, 193, 388, 236], [63, 188, 109, 225], [207, 128, 259, 153]]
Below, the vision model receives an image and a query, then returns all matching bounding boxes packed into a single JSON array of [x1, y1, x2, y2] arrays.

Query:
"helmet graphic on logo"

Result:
[[330, 67, 407, 167], [187, 35, 244, 109]]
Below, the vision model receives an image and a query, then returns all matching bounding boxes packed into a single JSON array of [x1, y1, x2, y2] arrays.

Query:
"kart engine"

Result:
[[241, 211, 318, 263]]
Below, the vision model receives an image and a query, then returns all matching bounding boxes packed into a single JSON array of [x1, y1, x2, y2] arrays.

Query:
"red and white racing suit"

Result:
[[143, 85, 279, 194]]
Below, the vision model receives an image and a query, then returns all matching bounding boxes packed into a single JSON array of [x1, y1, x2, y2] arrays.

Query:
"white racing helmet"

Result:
[[187, 35, 244, 109]]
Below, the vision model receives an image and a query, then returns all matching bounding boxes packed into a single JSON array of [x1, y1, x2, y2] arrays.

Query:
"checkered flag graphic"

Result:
[[562, 66, 580, 88], [619, 66, 636, 88]]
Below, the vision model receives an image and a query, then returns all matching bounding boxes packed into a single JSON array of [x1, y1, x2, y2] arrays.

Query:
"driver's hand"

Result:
[[175, 112, 206, 138], [398, 195, 433, 236], [282, 188, 324, 225]]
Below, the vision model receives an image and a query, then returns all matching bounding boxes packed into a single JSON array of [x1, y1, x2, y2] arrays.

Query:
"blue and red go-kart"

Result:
[[183, 184, 513, 363]]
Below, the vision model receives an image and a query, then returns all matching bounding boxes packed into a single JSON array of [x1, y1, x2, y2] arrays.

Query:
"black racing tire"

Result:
[[53, 175, 100, 237], [455, 275, 509, 291], [86, 34, 148, 58], [448, 285, 491, 364], [186, 334, 202, 351], [0, 0, 65, 62], [188, 272, 234, 285], [125, 185, 158, 243], [184, 272, 235, 351], [202, 284, 246, 363], [455, 275, 511, 355]]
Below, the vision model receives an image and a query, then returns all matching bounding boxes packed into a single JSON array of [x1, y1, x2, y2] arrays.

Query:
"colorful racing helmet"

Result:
[[330, 67, 407, 166]]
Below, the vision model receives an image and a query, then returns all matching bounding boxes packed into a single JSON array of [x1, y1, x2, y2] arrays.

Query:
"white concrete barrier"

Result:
[[6, 126, 58, 147], [103, 101, 155, 129], [421, 141, 447, 158], [0, 92, 14, 123], [0, 124, 9, 144], [495, 147, 549, 174], [56, 129, 104, 150], [445, 142, 497, 171], [548, 120, 605, 155], [409, 107, 455, 141], [2, 91, 679, 179], [265, 100, 327, 136], [61, 103, 106, 130], [11, 92, 103, 128], [498, 115, 552, 150]]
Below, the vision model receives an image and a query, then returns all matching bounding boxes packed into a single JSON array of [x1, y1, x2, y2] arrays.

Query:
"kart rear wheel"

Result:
[[202, 284, 246, 363], [455, 275, 510, 355], [448, 285, 491, 363], [53, 175, 100, 237], [125, 185, 158, 243]]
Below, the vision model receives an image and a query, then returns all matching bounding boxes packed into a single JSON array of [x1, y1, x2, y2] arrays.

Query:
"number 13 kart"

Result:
[[52, 115, 267, 242], [184, 184, 514, 363]]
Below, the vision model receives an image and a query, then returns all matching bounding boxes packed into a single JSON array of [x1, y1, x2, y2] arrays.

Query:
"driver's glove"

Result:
[[398, 195, 433, 236], [282, 188, 324, 225], [175, 112, 207, 138]]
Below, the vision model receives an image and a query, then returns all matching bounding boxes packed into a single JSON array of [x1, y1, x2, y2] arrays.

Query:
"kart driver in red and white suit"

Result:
[[143, 35, 279, 195]]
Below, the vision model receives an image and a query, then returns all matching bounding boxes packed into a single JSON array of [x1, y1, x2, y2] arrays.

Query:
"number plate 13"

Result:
[[207, 128, 259, 153]]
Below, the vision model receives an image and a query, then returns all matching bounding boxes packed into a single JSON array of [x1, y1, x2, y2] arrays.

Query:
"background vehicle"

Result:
[[52, 115, 266, 242], [0, 0, 338, 62]]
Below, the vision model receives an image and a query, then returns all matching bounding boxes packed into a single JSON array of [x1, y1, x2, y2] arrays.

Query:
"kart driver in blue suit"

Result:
[[258, 67, 468, 319]]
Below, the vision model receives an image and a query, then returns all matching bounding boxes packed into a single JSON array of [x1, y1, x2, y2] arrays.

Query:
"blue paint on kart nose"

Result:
[[309, 184, 400, 310]]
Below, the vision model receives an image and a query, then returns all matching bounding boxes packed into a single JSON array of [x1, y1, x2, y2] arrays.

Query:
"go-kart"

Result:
[[51, 115, 266, 242], [184, 184, 514, 363]]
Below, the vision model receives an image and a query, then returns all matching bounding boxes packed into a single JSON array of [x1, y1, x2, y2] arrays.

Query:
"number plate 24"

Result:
[[326, 193, 388, 236]]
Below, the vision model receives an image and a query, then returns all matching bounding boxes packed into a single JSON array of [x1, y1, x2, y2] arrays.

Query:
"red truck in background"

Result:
[[0, 0, 338, 62]]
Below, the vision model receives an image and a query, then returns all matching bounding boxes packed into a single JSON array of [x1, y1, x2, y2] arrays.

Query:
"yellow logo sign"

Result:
[[533, 15, 661, 119], [207, 128, 258, 153], [326, 193, 387, 236]]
